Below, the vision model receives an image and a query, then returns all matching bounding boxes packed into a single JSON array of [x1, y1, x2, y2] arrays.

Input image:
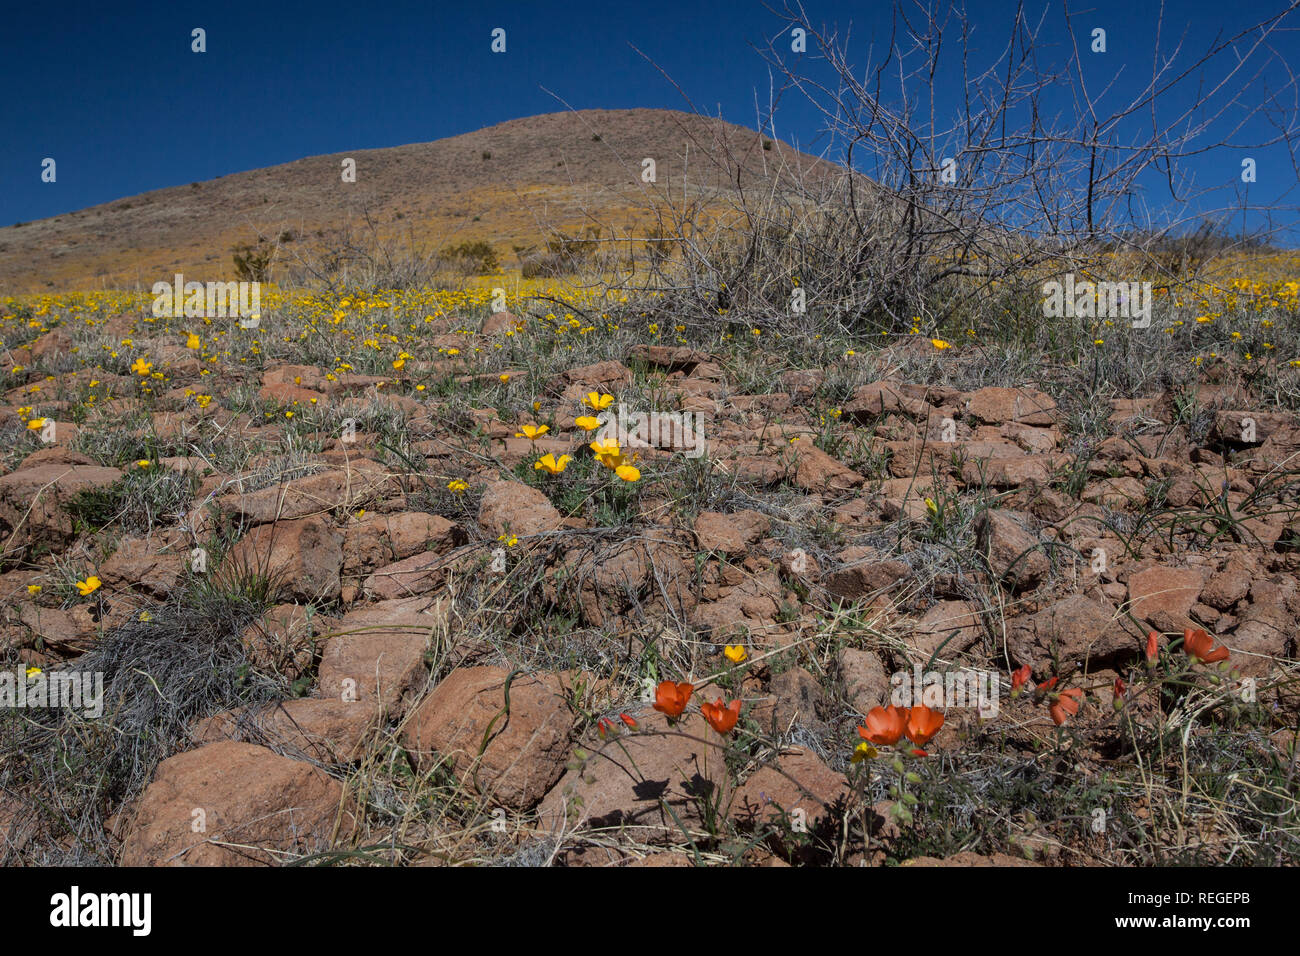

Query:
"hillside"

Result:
[[0, 109, 834, 293]]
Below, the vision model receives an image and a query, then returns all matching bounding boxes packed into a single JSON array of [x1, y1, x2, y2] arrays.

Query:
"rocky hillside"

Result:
[[0, 109, 830, 293], [1, 287, 1297, 866]]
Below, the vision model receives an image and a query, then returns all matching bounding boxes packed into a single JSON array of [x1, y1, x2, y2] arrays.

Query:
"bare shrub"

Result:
[[534, 1, 1298, 342]]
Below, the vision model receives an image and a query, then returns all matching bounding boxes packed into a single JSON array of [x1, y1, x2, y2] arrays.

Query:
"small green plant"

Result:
[[232, 239, 272, 282]]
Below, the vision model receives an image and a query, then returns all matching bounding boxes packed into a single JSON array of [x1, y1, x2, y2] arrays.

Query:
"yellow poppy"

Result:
[[534, 453, 572, 474]]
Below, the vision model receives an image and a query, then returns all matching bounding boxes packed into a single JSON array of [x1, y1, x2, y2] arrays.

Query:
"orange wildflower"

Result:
[[653, 680, 693, 718], [700, 698, 742, 735], [1049, 687, 1083, 726], [858, 705, 908, 746], [905, 705, 945, 747], [1182, 628, 1229, 664], [1010, 664, 1031, 696]]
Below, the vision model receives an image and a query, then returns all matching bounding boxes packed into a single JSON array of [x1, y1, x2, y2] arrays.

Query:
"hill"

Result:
[[0, 109, 834, 293]]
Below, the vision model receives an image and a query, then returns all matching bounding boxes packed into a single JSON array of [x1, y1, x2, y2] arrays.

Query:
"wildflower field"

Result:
[[1, 247, 1298, 868]]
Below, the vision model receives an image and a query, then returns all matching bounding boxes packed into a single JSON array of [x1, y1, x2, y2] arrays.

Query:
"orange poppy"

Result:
[[700, 698, 743, 735], [1145, 630, 1160, 665], [859, 705, 908, 746], [619, 712, 637, 729], [905, 704, 945, 746], [653, 680, 693, 718], [1182, 628, 1229, 664], [1049, 687, 1083, 726]]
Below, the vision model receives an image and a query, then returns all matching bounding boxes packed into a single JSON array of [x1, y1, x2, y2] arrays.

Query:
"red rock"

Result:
[[120, 741, 354, 866], [481, 311, 523, 335], [965, 387, 1058, 426], [29, 329, 71, 363], [239, 603, 317, 679], [838, 648, 891, 713], [193, 698, 380, 763], [363, 550, 456, 600], [824, 546, 910, 601], [842, 380, 934, 422], [1201, 556, 1255, 610], [692, 570, 782, 640], [315, 601, 446, 715], [1007, 594, 1139, 677], [564, 538, 695, 628], [1083, 476, 1148, 509], [549, 360, 633, 398], [961, 456, 1051, 488], [628, 344, 718, 372], [792, 443, 863, 492], [731, 750, 850, 828], [976, 510, 1050, 592], [1128, 565, 1205, 632], [903, 851, 1039, 867], [767, 667, 826, 734], [222, 515, 343, 602], [99, 535, 187, 597], [694, 509, 770, 554], [0, 463, 123, 556], [537, 709, 729, 841], [402, 667, 576, 809], [909, 600, 984, 661], [478, 480, 563, 538], [15, 447, 97, 469], [216, 463, 396, 524], [1224, 577, 1298, 676], [342, 511, 459, 574], [257, 382, 327, 406]]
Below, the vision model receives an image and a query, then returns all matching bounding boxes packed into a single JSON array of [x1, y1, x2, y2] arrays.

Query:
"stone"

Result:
[[120, 741, 353, 866], [838, 648, 892, 714], [99, 536, 187, 597], [478, 480, 563, 539], [193, 699, 380, 763], [1127, 565, 1205, 633], [731, 749, 850, 830], [342, 511, 460, 574], [537, 709, 728, 841], [965, 387, 1058, 426], [240, 604, 317, 679], [1006, 594, 1139, 677], [908, 600, 984, 661], [768, 667, 826, 734], [694, 510, 770, 554], [402, 667, 576, 810], [792, 444, 864, 493], [222, 516, 343, 603], [216, 464, 396, 524], [976, 510, 1050, 591], [0, 463, 123, 557], [824, 547, 910, 602], [315, 602, 446, 715]]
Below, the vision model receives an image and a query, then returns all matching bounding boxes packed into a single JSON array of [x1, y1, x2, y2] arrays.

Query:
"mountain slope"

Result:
[[0, 109, 835, 292]]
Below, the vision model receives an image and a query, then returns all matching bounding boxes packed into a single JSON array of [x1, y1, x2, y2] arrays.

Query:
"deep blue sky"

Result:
[[4, 0, 1299, 240]]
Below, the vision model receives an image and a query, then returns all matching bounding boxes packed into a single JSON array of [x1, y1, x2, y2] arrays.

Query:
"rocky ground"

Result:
[[1, 297, 1298, 866]]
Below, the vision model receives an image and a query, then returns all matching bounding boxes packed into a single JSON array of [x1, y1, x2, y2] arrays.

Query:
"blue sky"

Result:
[[4, 0, 1298, 241]]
